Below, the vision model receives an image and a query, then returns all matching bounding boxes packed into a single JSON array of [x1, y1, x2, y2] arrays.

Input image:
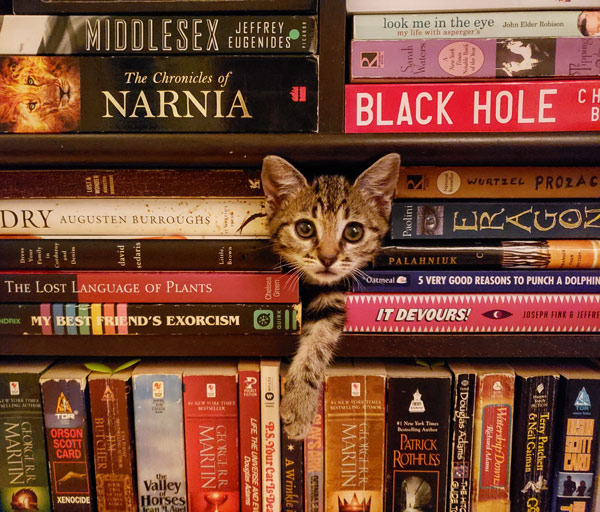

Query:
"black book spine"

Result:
[[510, 373, 560, 512], [281, 424, 304, 512], [0, 239, 279, 271]]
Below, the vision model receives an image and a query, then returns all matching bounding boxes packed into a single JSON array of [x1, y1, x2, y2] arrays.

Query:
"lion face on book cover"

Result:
[[0, 56, 81, 133]]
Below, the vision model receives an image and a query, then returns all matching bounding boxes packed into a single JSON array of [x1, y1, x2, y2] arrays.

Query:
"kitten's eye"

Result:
[[27, 101, 37, 111], [295, 220, 315, 239], [27, 76, 35, 86], [343, 222, 364, 242]]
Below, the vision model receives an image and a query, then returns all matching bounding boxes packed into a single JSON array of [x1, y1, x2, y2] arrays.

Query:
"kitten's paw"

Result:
[[280, 378, 320, 440]]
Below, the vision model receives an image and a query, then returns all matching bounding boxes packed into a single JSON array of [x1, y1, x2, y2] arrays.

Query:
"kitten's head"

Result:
[[261, 153, 400, 286]]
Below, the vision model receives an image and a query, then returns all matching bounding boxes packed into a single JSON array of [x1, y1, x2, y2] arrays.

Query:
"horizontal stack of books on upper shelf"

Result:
[[0, 0, 319, 133], [2, 357, 600, 512], [344, 0, 600, 133]]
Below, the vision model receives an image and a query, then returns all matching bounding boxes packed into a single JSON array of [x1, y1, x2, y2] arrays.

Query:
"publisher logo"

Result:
[[360, 51, 383, 68], [152, 380, 164, 400], [9, 381, 19, 395], [290, 86, 306, 102], [207, 383, 216, 398], [406, 174, 426, 190], [575, 386, 591, 412], [55, 392, 75, 420], [351, 382, 361, 397], [409, 389, 425, 413], [254, 310, 274, 330]]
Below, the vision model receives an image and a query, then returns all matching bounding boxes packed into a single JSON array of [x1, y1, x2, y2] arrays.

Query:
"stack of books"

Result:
[[344, 0, 600, 133]]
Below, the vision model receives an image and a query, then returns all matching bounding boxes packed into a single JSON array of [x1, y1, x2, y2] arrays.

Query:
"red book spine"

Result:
[[183, 374, 240, 512], [345, 80, 600, 133], [0, 272, 298, 303], [238, 365, 262, 512]]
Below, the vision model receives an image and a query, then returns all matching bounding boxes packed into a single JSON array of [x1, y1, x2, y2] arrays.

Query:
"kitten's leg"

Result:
[[280, 291, 346, 439]]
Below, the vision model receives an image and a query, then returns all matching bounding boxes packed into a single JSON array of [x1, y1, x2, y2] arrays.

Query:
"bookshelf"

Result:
[[0, 0, 598, 357]]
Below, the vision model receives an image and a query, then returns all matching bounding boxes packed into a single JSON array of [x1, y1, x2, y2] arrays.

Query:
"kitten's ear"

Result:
[[354, 153, 400, 219], [261, 155, 308, 219]]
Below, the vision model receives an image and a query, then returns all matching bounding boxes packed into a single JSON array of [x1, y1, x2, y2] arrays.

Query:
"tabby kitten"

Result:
[[261, 153, 400, 439]]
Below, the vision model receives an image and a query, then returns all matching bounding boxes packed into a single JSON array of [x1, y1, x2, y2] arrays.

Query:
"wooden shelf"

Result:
[[0, 333, 597, 358]]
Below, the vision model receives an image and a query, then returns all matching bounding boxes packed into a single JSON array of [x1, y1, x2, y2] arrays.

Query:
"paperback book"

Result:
[[0, 360, 53, 512], [39, 362, 94, 512], [0, 15, 317, 55], [345, 79, 600, 133], [353, 11, 600, 40], [260, 359, 281, 512], [0, 55, 318, 133], [351, 38, 600, 80], [0, 302, 301, 335], [346, 0, 600, 13]]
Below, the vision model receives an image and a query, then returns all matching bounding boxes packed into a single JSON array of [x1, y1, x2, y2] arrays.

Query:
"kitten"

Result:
[[261, 153, 400, 439]]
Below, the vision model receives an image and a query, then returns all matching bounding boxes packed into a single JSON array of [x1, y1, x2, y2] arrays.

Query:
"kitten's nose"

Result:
[[319, 253, 338, 268]]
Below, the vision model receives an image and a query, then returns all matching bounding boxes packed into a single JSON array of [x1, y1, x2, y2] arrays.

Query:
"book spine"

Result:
[[344, 294, 600, 333], [325, 372, 386, 512], [88, 377, 137, 512], [395, 166, 600, 199], [0, 272, 298, 303], [238, 366, 261, 512], [352, 269, 600, 293], [0, 302, 300, 335], [0, 371, 52, 512], [0, 15, 317, 55], [0, 168, 264, 198], [0, 55, 318, 134], [345, 80, 600, 133], [510, 374, 559, 512], [384, 374, 452, 512], [353, 11, 600, 40], [40, 376, 94, 512], [261, 360, 282, 512], [375, 240, 600, 270], [280, 376, 304, 512], [551, 375, 600, 512], [0, 238, 279, 271], [304, 388, 324, 512], [183, 374, 239, 512], [390, 201, 600, 240], [133, 372, 187, 512], [346, 0, 600, 13], [448, 371, 477, 512], [12, 0, 317, 14], [351, 38, 600, 80], [0, 197, 267, 237], [471, 371, 515, 512]]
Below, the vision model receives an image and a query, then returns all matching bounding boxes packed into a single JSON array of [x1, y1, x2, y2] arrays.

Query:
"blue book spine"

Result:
[[352, 270, 600, 293]]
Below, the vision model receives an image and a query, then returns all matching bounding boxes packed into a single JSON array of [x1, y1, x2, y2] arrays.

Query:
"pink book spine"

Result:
[[344, 293, 600, 332]]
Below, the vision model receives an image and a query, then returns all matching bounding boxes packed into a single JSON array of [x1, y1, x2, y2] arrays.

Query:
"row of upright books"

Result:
[[344, 0, 600, 133], [2, 357, 600, 512]]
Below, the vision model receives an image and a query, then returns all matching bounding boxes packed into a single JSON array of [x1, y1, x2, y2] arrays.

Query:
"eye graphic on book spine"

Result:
[[482, 309, 513, 320]]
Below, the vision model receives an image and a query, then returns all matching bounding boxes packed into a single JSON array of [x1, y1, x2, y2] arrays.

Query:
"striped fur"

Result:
[[261, 153, 400, 439]]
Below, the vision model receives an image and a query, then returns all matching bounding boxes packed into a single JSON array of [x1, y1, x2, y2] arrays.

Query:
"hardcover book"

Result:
[[13, 0, 317, 13], [351, 38, 600, 80], [182, 360, 240, 512], [353, 11, 600, 40], [0, 197, 268, 237], [304, 387, 324, 512], [344, 294, 600, 333], [374, 240, 600, 270], [0, 360, 53, 512], [345, 79, 600, 133], [394, 166, 600, 199], [384, 362, 453, 512], [0, 238, 279, 271], [88, 365, 138, 512], [0, 302, 301, 335], [509, 363, 560, 512], [470, 363, 515, 512], [390, 200, 600, 240], [346, 0, 600, 13], [0, 271, 299, 303], [447, 362, 478, 512], [260, 359, 281, 512], [0, 55, 318, 134], [0, 168, 264, 198], [324, 360, 386, 512], [550, 362, 600, 512], [39, 362, 94, 512], [238, 360, 261, 512], [0, 15, 317, 55], [132, 361, 187, 512], [352, 269, 600, 293]]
